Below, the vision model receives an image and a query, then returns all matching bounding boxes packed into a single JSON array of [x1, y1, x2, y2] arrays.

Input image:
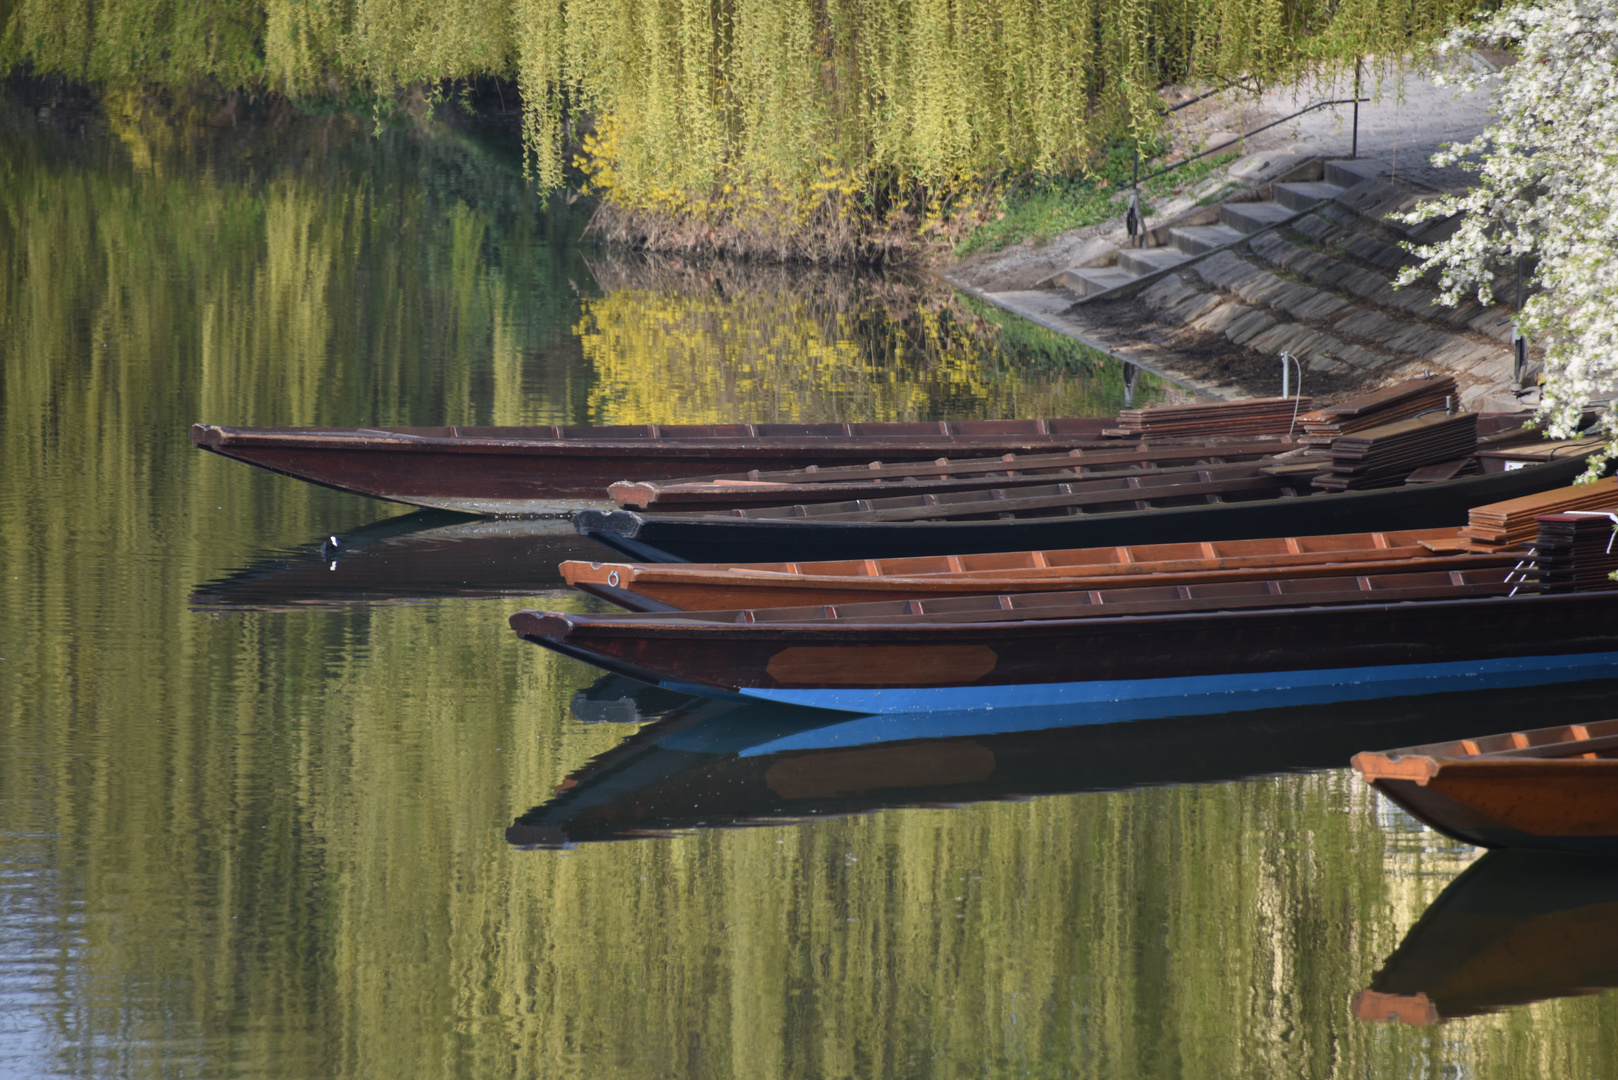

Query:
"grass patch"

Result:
[[956, 143, 1242, 257]]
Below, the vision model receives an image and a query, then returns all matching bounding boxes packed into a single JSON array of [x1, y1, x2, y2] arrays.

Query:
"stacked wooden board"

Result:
[[1313, 413, 1479, 492], [1525, 513, 1618, 592], [1462, 477, 1618, 549], [1105, 397, 1310, 439], [1296, 376, 1458, 445]]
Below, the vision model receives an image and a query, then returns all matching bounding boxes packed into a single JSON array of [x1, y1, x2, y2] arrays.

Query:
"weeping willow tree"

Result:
[[1, 0, 1495, 259]]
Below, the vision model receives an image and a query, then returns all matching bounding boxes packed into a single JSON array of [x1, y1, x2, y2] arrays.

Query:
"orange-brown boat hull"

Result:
[[1368, 761, 1618, 853]]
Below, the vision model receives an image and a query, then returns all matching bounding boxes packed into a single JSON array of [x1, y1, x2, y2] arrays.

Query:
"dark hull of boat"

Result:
[[510, 589, 1618, 714], [574, 454, 1593, 563], [1354, 850, 1618, 1024], [189, 420, 1116, 515]]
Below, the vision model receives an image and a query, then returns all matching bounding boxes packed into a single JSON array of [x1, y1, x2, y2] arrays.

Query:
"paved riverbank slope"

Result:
[[945, 66, 1527, 409]]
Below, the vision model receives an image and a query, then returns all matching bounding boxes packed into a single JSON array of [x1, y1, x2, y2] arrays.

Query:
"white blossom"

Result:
[[1398, 0, 1618, 473]]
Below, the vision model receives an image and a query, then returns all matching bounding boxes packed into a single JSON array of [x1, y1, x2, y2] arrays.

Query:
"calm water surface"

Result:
[[5, 91, 1618, 1079]]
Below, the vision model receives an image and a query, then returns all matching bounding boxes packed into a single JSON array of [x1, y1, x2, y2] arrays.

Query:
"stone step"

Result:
[[1058, 266, 1136, 297], [1220, 201, 1295, 235], [1274, 181, 1344, 213], [1246, 223, 1493, 335], [1171, 224, 1246, 256], [1116, 246, 1194, 277], [1324, 158, 1387, 189]]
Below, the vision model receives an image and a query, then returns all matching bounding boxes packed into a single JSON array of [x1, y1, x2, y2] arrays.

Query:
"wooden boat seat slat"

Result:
[[769, 474, 1300, 524], [657, 578, 1522, 626], [649, 460, 1286, 517], [1444, 731, 1618, 762], [1361, 718, 1618, 764], [609, 568, 1529, 626]]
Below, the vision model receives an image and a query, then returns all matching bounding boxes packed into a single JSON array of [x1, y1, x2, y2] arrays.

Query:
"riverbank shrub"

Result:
[[2, 0, 1497, 260]]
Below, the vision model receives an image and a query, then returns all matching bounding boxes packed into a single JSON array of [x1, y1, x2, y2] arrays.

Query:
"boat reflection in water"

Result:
[[1355, 850, 1618, 1024], [190, 510, 606, 610], [510, 677, 1618, 848], [570, 673, 704, 724]]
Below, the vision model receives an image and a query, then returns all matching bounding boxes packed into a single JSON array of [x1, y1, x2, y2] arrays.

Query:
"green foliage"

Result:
[[0, 0, 1497, 256]]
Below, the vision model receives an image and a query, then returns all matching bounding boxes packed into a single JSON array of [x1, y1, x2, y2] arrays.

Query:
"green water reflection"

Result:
[[5, 90, 1618, 1079]]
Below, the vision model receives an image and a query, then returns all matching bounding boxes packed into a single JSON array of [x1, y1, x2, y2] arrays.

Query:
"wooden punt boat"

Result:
[[562, 527, 1496, 611], [573, 450, 1593, 564], [190, 418, 1135, 515], [606, 439, 1297, 512], [512, 678, 1618, 847], [1353, 850, 1618, 1025], [509, 572, 1618, 715], [1352, 717, 1618, 854], [190, 511, 597, 611]]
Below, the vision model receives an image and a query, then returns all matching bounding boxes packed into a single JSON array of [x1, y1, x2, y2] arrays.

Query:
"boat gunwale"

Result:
[[190, 421, 1135, 455], [513, 584, 1618, 642]]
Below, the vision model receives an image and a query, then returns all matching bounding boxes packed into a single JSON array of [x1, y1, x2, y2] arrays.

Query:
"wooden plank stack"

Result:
[[1313, 413, 1479, 492], [1525, 513, 1618, 592], [1295, 376, 1458, 446], [1106, 397, 1310, 439], [1462, 477, 1618, 550]]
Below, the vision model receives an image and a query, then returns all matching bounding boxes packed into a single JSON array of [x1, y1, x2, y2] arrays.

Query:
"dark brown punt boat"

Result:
[[1353, 849, 1618, 1025], [190, 418, 1136, 515], [509, 572, 1618, 714], [573, 450, 1594, 564], [562, 527, 1492, 611], [606, 439, 1297, 512], [1352, 717, 1618, 854]]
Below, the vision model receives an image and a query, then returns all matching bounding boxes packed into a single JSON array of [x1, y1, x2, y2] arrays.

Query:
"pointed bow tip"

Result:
[[189, 423, 224, 447], [1350, 751, 1441, 785], [572, 509, 644, 538], [509, 609, 575, 641]]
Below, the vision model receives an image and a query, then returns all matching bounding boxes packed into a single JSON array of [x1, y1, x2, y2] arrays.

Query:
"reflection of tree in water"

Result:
[[578, 251, 1171, 426]]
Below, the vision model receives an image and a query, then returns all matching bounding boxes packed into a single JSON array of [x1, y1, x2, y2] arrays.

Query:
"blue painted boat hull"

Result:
[[733, 651, 1618, 717]]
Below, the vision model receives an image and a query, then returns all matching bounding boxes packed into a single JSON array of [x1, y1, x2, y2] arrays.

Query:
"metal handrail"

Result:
[[1128, 63, 1370, 244]]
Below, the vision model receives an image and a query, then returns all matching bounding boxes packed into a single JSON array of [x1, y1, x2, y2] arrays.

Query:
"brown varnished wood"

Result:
[[191, 419, 1140, 510], [1354, 717, 1618, 852]]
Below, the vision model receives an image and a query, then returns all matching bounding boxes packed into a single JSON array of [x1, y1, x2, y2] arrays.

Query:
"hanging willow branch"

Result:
[[1, 0, 1496, 257]]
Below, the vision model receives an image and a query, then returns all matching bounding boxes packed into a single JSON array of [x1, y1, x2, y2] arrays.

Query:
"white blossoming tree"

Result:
[[1398, 0, 1618, 473]]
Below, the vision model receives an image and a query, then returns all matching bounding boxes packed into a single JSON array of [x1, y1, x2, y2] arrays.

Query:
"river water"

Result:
[[5, 90, 1618, 1079]]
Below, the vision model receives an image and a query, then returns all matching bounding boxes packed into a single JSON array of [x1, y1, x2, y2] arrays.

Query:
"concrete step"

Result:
[[1274, 181, 1344, 213], [1116, 246, 1194, 276], [1171, 224, 1246, 256], [1220, 201, 1295, 235], [1058, 266, 1136, 297], [1324, 158, 1387, 189]]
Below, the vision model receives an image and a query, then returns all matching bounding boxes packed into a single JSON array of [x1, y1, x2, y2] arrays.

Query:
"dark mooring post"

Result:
[[1513, 254, 1528, 388], [1352, 59, 1362, 159], [1128, 140, 1142, 247]]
